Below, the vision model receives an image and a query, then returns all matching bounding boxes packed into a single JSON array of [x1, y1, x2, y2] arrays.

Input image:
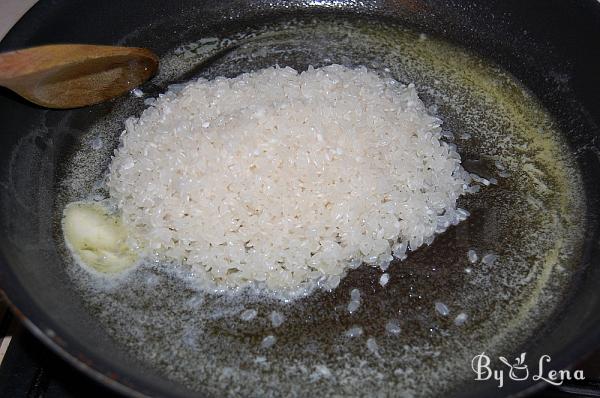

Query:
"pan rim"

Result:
[[2, 1, 600, 397]]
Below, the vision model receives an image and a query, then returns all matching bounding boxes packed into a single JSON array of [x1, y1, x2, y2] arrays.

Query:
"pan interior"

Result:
[[55, 16, 585, 397]]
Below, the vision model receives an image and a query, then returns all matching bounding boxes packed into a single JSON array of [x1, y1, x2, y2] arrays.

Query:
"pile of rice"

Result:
[[108, 65, 470, 292]]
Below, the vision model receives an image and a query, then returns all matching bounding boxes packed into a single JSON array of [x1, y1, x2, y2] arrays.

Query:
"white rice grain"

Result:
[[482, 253, 499, 266], [261, 335, 277, 349], [240, 309, 257, 321], [345, 326, 364, 338], [347, 300, 361, 314], [270, 311, 285, 328], [131, 88, 144, 98], [108, 65, 470, 292], [454, 312, 468, 326], [467, 249, 478, 264], [435, 302, 450, 316], [385, 320, 401, 335], [366, 337, 380, 357], [379, 273, 390, 287]]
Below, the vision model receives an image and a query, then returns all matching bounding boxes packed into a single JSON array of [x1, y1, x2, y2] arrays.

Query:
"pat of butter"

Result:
[[62, 201, 137, 274]]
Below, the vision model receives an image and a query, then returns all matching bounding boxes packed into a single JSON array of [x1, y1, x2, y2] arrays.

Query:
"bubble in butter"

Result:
[[62, 201, 138, 274]]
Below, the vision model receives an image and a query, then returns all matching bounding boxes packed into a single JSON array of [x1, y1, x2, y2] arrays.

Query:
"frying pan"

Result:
[[1, 1, 600, 397]]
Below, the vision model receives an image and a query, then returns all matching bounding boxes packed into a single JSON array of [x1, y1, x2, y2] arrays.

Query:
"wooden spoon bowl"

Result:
[[0, 44, 158, 109]]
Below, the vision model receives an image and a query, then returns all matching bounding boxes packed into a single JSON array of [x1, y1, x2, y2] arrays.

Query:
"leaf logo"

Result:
[[499, 353, 529, 381]]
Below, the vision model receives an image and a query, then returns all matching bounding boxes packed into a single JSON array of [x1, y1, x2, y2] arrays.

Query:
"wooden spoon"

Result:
[[0, 44, 159, 109]]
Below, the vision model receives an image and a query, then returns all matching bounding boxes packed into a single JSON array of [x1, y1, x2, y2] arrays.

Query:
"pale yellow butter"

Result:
[[62, 201, 137, 274]]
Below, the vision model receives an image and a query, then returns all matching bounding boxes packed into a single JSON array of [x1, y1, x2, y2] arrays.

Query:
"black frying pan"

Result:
[[1, 1, 600, 397]]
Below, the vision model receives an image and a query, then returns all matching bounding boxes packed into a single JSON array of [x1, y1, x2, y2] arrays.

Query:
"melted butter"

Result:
[[62, 202, 138, 274], [56, 16, 587, 398]]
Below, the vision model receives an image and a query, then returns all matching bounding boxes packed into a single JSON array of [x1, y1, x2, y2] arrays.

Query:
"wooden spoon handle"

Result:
[[0, 44, 158, 83]]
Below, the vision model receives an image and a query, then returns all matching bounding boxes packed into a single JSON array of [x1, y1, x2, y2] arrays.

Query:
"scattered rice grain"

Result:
[[454, 312, 468, 326], [482, 253, 499, 266], [434, 302, 450, 316], [345, 326, 364, 338], [467, 249, 478, 264], [131, 88, 144, 98], [270, 311, 285, 328], [261, 335, 277, 349], [379, 273, 390, 287], [385, 320, 401, 335], [240, 309, 257, 321]]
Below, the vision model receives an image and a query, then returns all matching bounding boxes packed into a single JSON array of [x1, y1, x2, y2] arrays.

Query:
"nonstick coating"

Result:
[[1, 1, 600, 398]]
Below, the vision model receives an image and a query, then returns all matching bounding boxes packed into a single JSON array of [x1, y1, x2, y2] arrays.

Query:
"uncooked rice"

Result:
[[108, 65, 470, 292]]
